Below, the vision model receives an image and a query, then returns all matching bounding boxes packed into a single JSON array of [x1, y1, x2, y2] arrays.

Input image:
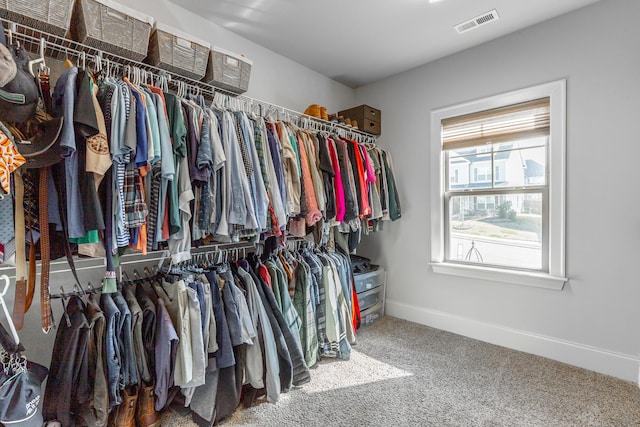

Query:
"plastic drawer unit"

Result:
[[353, 268, 385, 294], [357, 286, 384, 312], [361, 301, 384, 327], [354, 268, 386, 327]]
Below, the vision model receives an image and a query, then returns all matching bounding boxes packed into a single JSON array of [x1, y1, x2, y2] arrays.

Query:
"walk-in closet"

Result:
[[1, 0, 640, 426]]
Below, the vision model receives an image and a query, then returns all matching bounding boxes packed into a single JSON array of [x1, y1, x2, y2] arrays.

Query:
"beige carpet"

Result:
[[161, 316, 640, 426]]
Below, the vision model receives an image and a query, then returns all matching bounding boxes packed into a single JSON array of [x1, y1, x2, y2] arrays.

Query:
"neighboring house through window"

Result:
[[430, 80, 567, 289]]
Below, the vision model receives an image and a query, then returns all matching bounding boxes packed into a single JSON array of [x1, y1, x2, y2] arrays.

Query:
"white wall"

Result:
[[117, 0, 356, 113], [355, 0, 640, 382]]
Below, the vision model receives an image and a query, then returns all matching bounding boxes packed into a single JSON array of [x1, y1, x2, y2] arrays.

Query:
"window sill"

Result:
[[430, 262, 567, 290]]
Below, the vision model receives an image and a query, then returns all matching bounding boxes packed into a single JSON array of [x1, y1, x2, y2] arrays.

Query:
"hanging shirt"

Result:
[[334, 139, 358, 222], [265, 122, 287, 224], [382, 150, 402, 221], [222, 110, 258, 233], [347, 139, 370, 218], [199, 276, 218, 354], [158, 278, 192, 387], [180, 284, 206, 406], [303, 131, 326, 213], [52, 66, 86, 238], [207, 109, 226, 237], [317, 134, 336, 221], [236, 266, 280, 402], [154, 297, 179, 411], [85, 74, 111, 183], [365, 146, 384, 220], [296, 131, 321, 226], [168, 150, 194, 264], [164, 93, 187, 236], [124, 78, 149, 169], [181, 100, 208, 183], [203, 270, 235, 369], [142, 88, 161, 165], [233, 267, 263, 389], [238, 112, 269, 232], [72, 70, 105, 239], [293, 257, 319, 367], [151, 91, 174, 247], [271, 122, 300, 216]]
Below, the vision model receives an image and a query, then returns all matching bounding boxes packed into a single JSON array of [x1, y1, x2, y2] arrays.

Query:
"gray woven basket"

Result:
[[146, 25, 210, 81], [70, 0, 152, 62], [0, 0, 74, 36], [204, 47, 252, 94]]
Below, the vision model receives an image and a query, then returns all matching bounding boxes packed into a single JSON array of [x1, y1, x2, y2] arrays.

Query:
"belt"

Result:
[[12, 169, 26, 330], [50, 164, 82, 289], [13, 168, 54, 332], [39, 167, 51, 333]]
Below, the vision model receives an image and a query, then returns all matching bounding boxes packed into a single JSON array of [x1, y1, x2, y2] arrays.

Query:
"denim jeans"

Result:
[[113, 291, 140, 387], [100, 292, 122, 411]]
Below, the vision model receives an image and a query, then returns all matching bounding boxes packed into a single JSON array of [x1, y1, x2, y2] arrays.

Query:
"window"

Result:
[[430, 81, 566, 289]]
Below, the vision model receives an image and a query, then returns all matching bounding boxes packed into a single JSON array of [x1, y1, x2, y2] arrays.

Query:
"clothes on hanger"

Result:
[[1, 60, 402, 284], [0, 34, 402, 426], [39, 241, 358, 425]]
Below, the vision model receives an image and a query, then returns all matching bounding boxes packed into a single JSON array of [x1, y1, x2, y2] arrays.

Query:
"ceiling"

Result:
[[169, 0, 600, 88]]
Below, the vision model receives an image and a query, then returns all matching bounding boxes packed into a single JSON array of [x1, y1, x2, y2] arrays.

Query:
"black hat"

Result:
[[0, 44, 39, 123], [15, 116, 65, 168]]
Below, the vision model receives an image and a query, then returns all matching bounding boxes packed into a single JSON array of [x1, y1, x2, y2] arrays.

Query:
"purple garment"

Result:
[[154, 297, 179, 411]]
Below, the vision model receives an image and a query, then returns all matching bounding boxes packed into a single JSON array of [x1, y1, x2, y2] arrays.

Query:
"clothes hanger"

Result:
[[141, 267, 163, 300], [73, 282, 89, 305], [28, 38, 46, 77], [121, 270, 131, 286], [58, 286, 72, 328], [142, 266, 173, 302]]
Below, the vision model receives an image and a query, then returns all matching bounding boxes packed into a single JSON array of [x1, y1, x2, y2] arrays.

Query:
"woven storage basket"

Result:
[[204, 47, 252, 94], [70, 0, 153, 61], [146, 23, 211, 81], [0, 0, 74, 37]]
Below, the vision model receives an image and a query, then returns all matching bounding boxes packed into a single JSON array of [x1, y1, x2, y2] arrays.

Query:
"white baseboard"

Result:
[[385, 299, 639, 384]]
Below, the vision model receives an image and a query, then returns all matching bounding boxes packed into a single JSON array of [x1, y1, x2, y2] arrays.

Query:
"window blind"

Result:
[[441, 97, 550, 150]]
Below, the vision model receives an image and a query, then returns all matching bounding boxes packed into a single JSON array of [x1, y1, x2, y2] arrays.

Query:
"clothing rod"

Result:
[[49, 284, 102, 300], [1, 18, 378, 144]]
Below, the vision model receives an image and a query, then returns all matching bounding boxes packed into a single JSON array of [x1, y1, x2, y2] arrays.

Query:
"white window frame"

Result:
[[430, 80, 567, 290]]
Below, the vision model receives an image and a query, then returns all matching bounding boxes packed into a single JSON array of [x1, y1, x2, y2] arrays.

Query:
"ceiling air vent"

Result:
[[455, 9, 500, 34]]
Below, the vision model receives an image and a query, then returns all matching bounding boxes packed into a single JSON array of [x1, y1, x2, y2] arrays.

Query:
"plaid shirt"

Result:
[[123, 162, 147, 228]]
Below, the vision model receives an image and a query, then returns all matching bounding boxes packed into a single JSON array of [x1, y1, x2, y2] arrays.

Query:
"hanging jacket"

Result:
[[247, 259, 310, 387], [43, 296, 90, 427], [236, 265, 281, 401]]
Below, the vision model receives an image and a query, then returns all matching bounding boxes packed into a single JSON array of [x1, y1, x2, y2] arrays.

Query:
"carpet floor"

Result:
[[161, 316, 640, 426]]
